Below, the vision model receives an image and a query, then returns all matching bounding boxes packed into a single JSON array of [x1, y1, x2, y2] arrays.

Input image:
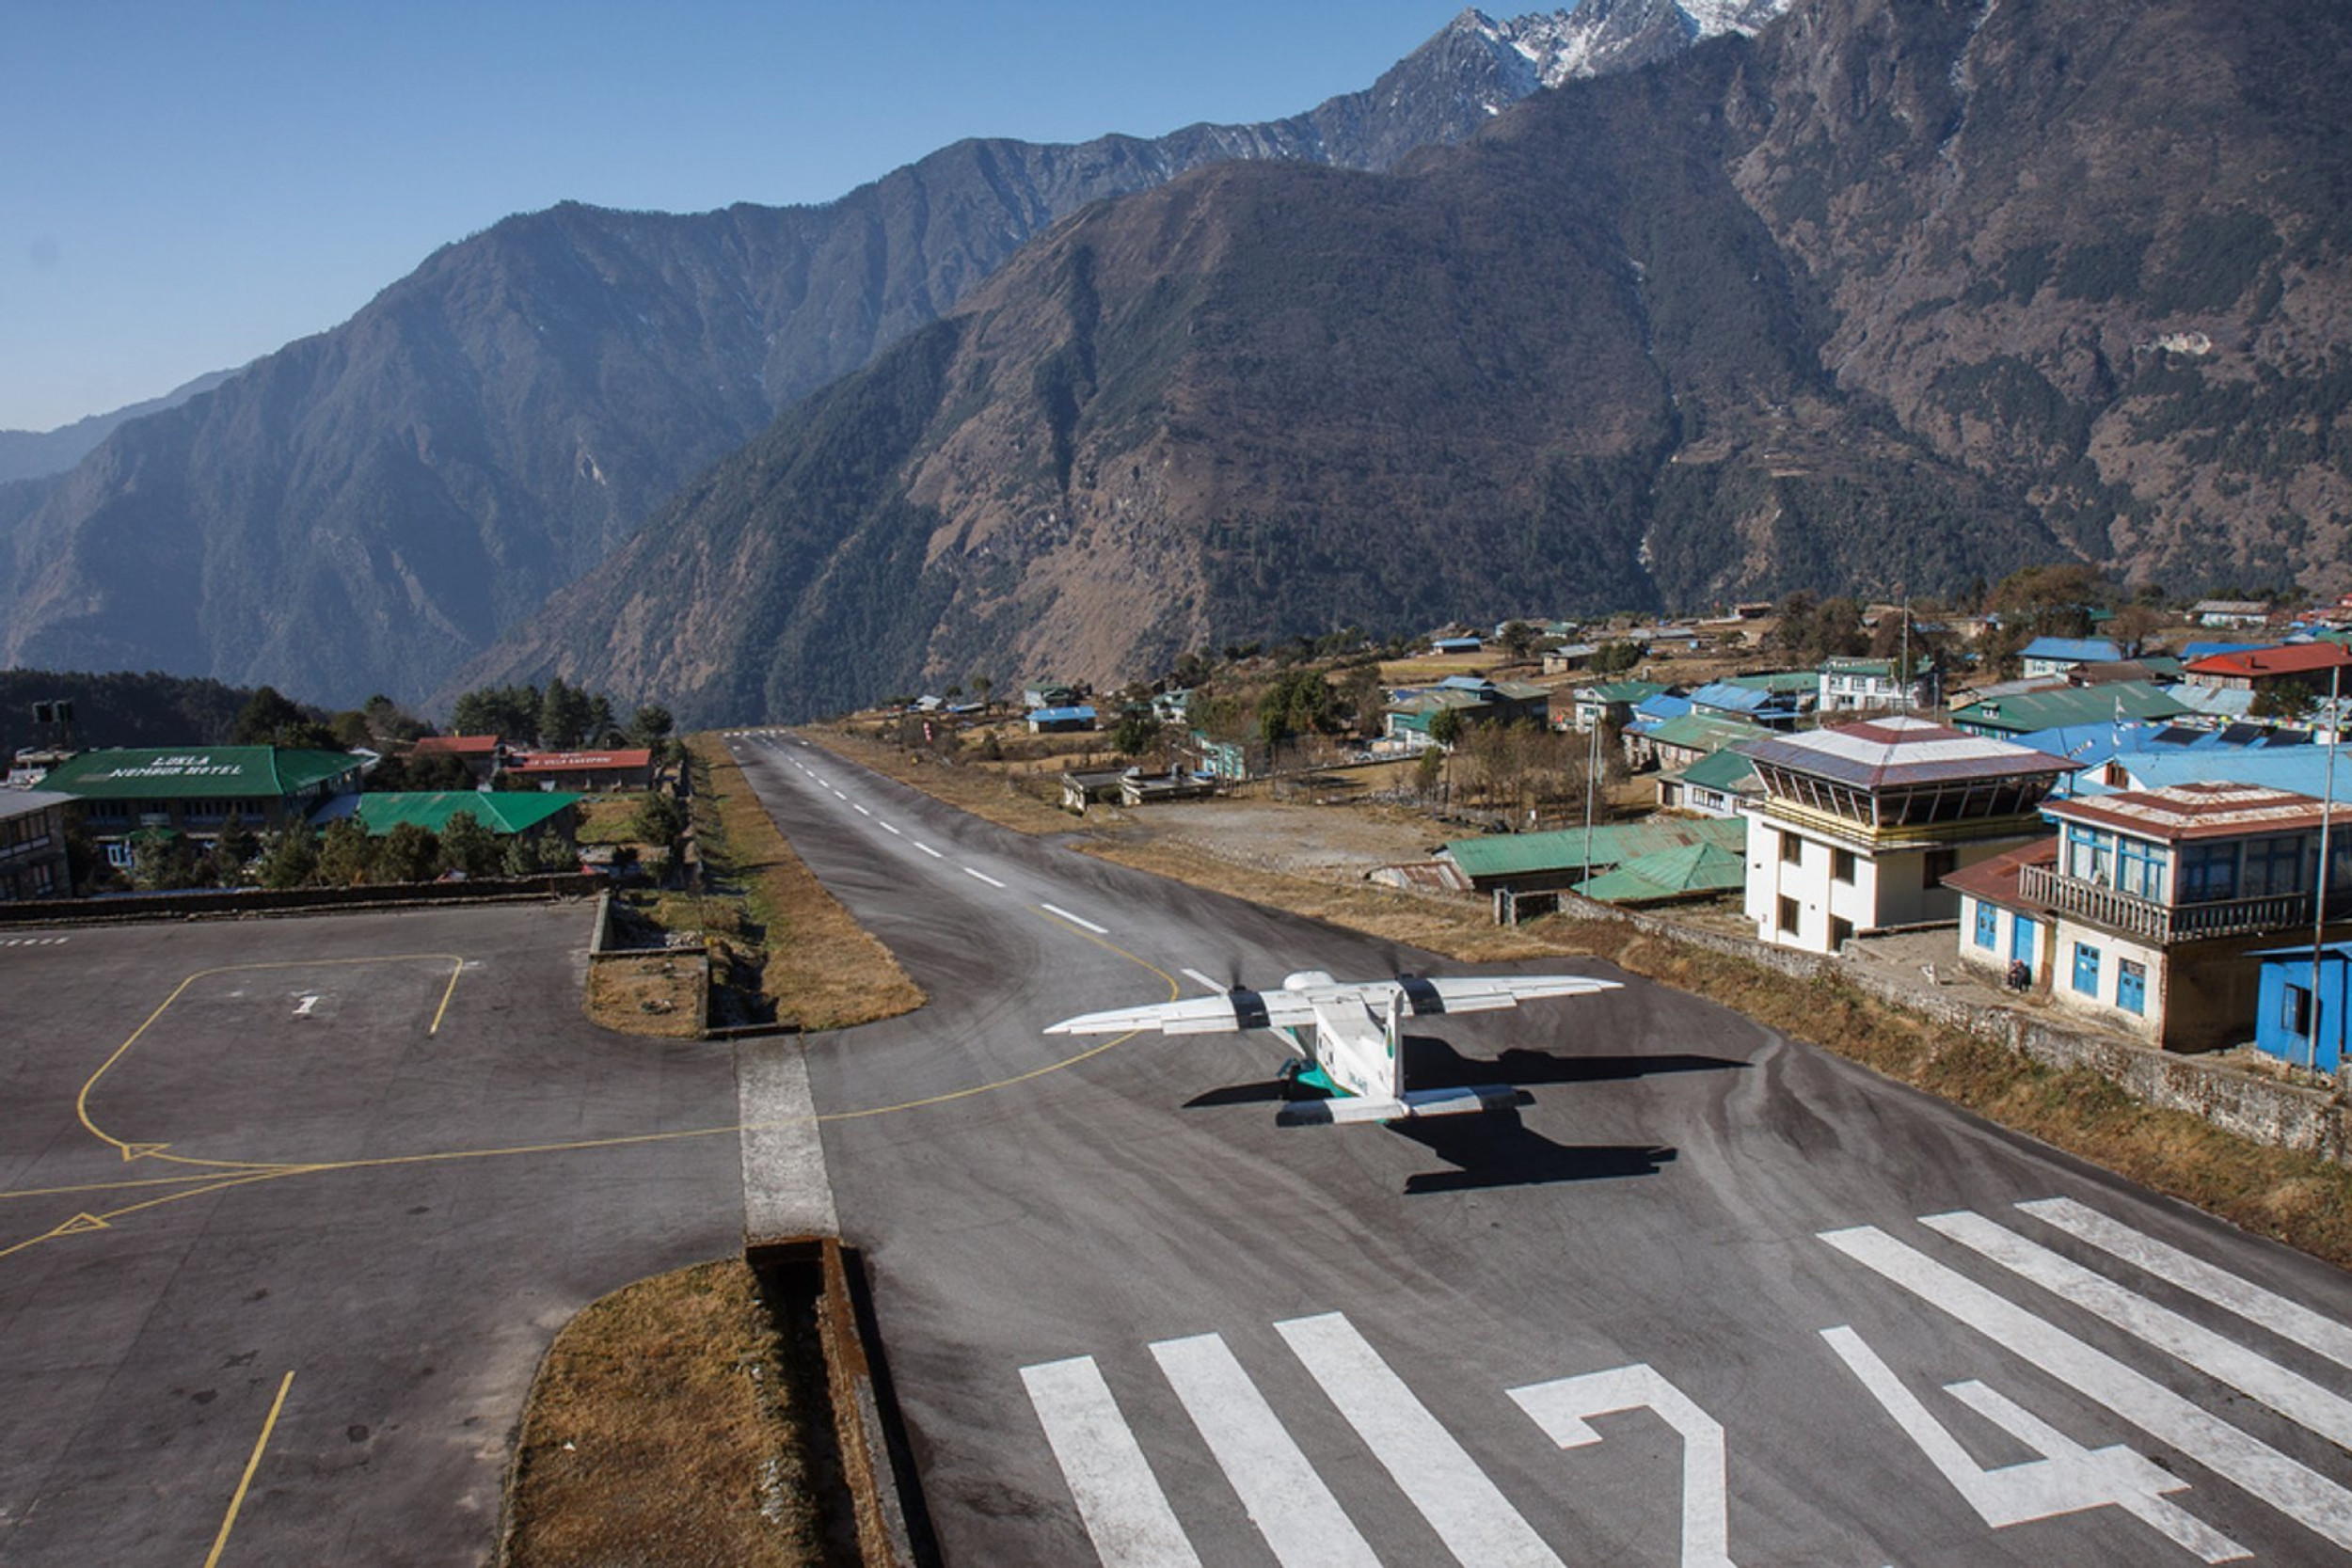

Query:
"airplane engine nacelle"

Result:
[[1281, 970, 1337, 991]]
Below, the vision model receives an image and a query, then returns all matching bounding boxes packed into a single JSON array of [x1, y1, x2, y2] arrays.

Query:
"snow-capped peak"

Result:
[[1449, 1, 1793, 90]]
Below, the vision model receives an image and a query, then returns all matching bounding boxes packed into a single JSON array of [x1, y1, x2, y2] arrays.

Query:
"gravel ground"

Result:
[[1115, 800, 1448, 879]]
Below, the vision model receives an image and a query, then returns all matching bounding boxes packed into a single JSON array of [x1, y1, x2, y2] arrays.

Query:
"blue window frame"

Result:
[[2117, 959, 2147, 1016], [2073, 942, 2101, 997], [2179, 843, 2238, 904], [2116, 836, 2167, 901], [1974, 902, 1998, 950]]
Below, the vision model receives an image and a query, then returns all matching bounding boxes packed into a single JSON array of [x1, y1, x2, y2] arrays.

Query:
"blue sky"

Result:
[[1, 0, 1478, 432]]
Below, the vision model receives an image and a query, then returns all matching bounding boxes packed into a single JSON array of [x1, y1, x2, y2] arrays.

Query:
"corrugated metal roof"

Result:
[[505, 749, 654, 772], [1574, 841, 1747, 903], [2185, 642, 2352, 678], [1949, 682, 2190, 736], [1643, 713, 1762, 752], [1671, 748, 1759, 792], [1738, 716, 2074, 788], [2047, 781, 2329, 841], [1441, 816, 1745, 879], [1580, 681, 1669, 704], [0, 788, 73, 822], [2020, 637, 2125, 663], [41, 746, 359, 801], [349, 791, 583, 835]]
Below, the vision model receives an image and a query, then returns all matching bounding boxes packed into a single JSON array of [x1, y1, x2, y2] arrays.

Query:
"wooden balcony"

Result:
[[2016, 863, 2331, 944]]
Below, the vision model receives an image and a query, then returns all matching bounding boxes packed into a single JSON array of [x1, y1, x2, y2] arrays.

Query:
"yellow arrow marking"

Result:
[[120, 1143, 169, 1162], [55, 1212, 110, 1235]]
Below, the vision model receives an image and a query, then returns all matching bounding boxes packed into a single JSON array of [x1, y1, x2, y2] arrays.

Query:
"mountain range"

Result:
[[461, 0, 2352, 723], [0, 3, 1782, 708]]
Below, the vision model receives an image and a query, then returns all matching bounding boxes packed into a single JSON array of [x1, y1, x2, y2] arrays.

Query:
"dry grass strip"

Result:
[[691, 735, 923, 1031], [583, 953, 706, 1038], [503, 1259, 832, 1568]]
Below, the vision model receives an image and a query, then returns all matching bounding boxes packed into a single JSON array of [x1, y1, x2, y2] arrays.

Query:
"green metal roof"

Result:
[[1949, 682, 2188, 736], [1442, 816, 1746, 880], [1581, 680, 1669, 704], [1724, 671, 1820, 693], [41, 746, 360, 801], [1574, 841, 1747, 903], [351, 792, 582, 835], [1669, 747, 1760, 793]]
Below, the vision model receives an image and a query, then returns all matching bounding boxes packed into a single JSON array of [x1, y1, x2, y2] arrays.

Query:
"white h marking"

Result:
[[1022, 1355, 1200, 1567], [1277, 1311, 1564, 1566]]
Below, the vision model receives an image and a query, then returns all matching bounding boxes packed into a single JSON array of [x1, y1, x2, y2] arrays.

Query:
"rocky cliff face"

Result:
[[461, 0, 2352, 724], [0, 8, 1746, 706]]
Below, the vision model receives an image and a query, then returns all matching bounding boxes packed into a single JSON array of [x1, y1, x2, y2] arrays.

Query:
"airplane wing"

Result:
[[1390, 974, 1621, 1016], [1043, 988, 1320, 1037]]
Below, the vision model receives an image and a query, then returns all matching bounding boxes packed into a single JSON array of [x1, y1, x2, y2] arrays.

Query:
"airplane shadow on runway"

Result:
[[1180, 1035, 1740, 1193], [1389, 1111, 1677, 1195]]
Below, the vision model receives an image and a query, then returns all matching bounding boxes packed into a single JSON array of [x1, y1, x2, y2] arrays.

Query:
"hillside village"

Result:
[[803, 578, 2352, 1085]]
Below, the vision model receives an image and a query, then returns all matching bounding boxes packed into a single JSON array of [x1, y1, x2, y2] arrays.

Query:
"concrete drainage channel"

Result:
[[739, 1037, 935, 1566]]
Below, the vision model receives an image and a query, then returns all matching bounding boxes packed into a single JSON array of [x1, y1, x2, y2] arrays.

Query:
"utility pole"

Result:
[[2310, 659, 2342, 1074]]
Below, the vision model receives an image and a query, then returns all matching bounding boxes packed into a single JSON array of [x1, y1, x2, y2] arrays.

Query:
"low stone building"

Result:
[[0, 789, 72, 900]]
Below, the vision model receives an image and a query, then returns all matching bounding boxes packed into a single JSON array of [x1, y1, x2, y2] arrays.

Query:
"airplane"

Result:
[[1043, 967, 1621, 1127]]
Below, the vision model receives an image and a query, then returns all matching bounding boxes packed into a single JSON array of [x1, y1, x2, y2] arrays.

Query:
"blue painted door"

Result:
[[2010, 915, 2038, 978], [2117, 961, 2146, 1017]]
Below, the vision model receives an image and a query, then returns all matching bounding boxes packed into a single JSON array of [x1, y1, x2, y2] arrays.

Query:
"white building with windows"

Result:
[[1817, 657, 1939, 713], [1947, 782, 2352, 1051], [1739, 718, 2075, 954]]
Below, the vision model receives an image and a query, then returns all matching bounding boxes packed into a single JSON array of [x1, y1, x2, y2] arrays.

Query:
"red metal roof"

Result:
[[1941, 837, 2058, 909], [413, 735, 501, 755], [2183, 643, 2352, 678], [504, 749, 654, 772], [1738, 715, 2074, 789], [2046, 781, 2330, 841]]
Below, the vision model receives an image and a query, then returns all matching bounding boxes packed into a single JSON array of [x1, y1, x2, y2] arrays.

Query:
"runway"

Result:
[[730, 729, 2352, 1566]]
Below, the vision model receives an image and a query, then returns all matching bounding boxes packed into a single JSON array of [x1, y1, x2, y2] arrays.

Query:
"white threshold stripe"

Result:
[[1151, 1333, 1379, 1568], [1821, 1224, 2352, 1552], [1924, 1211, 2352, 1448], [1181, 968, 1227, 995], [881, 821, 903, 836], [1041, 903, 1110, 935], [963, 867, 1007, 888], [1022, 1355, 1202, 1568], [1277, 1312, 1565, 1567], [2021, 1196, 2352, 1371], [914, 843, 945, 859]]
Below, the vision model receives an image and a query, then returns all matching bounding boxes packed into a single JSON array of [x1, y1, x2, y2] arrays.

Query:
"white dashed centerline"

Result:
[[881, 821, 903, 836], [963, 866, 1007, 888], [914, 843, 945, 859], [831, 789, 848, 800], [854, 803, 872, 816], [1041, 903, 1109, 935]]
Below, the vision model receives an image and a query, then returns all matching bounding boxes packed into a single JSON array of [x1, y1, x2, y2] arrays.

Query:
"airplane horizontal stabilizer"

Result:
[[1275, 1083, 1526, 1127]]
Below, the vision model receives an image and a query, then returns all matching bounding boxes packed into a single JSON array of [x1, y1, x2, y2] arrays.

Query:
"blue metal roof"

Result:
[[1686, 680, 1783, 715], [1633, 693, 1692, 722], [2069, 747, 2352, 801], [2020, 636, 2125, 664], [1030, 705, 1097, 723]]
